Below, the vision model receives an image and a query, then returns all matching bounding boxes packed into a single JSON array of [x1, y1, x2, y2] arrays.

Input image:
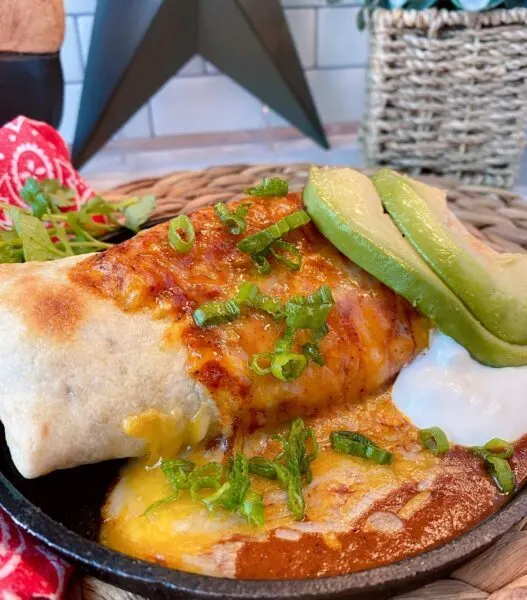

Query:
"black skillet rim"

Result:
[[2, 223, 526, 597], [0, 466, 525, 599]]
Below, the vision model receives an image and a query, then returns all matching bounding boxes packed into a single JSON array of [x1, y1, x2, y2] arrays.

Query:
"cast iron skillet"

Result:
[[0, 222, 525, 599], [0, 426, 526, 599]]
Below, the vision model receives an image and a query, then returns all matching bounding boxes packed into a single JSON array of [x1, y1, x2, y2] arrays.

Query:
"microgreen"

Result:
[[0, 179, 156, 264]]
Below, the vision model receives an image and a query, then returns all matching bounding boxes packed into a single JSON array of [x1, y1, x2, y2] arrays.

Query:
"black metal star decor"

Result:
[[72, 0, 329, 168]]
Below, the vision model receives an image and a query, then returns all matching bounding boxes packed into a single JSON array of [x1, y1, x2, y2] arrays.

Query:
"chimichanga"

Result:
[[0, 193, 427, 478]]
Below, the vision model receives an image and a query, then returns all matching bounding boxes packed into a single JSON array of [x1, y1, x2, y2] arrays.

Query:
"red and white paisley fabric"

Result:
[[0, 116, 95, 228], [0, 507, 71, 599]]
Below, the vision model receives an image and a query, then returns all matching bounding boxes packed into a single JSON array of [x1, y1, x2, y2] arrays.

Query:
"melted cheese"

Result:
[[393, 331, 527, 446], [101, 392, 438, 575], [122, 404, 213, 464]]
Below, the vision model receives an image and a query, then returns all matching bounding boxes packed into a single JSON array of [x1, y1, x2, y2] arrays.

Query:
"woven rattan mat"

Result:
[[72, 164, 527, 600]]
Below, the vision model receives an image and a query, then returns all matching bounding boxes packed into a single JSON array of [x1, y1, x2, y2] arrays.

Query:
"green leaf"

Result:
[[245, 177, 289, 197], [20, 178, 52, 218], [0, 247, 24, 264], [41, 179, 76, 210], [82, 195, 118, 217], [53, 225, 75, 257], [123, 195, 156, 232], [9, 208, 64, 262], [20, 178, 76, 218]]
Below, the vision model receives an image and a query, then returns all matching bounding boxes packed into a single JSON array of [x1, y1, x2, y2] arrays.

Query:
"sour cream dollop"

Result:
[[392, 331, 527, 446]]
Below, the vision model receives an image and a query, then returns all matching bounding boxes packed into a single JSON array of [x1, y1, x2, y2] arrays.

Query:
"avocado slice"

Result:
[[303, 165, 527, 367], [373, 169, 527, 345]]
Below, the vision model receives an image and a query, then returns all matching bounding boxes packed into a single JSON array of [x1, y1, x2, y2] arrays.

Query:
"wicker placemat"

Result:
[[72, 164, 527, 600]]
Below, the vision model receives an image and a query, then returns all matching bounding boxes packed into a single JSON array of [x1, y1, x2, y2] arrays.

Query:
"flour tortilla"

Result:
[[0, 255, 217, 478]]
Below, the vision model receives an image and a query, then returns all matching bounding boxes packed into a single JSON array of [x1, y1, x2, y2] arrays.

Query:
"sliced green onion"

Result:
[[284, 286, 334, 330], [303, 342, 325, 366], [249, 418, 317, 520], [193, 300, 240, 327], [245, 177, 288, 197], [419, 427, 449, 455], [236, 281, 261, 305], [312, 323, 329, 343], [482, 438, 514, 459], [236, 282, 283, 319], [238, 230, 274, 255], [237, 210, 310, 255], [239, 489, 265, 527], [271, 353, 307, 382], [214, 202, 247, 235], [189, 462, 223, 502], [485, 455, 515, 494], [270, 240, 302, 271], [252, 253, 271, 275], [274, 326, 296, 355], [168, 214, 195, 253], [161, 458, 195, 490], [330, 431, 393, 465], [307, 285, 333, 305], [250, 353, 273, 375], [285, 302, 333, 330], [248, 457, 280, 480], [283, 210, 311, 230]]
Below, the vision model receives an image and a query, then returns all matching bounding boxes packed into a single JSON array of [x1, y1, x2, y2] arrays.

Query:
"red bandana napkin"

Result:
[[0, 507, 72, 599], [0, 116, 94, 597], [0, 115, 94, 229]]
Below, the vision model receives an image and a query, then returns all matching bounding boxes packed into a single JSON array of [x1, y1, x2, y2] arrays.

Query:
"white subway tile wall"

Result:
[[60, 1, 366, 144]]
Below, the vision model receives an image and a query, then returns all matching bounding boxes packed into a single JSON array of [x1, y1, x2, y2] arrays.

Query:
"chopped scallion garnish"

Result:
[[249, 352, 273, 375], [302, 342, 325, 366], [470, 438, 515, 494], [192, 300, 240, 327], [214, 202, 248, 235], [237, 209, 310, 274], [485, 455, 515, 495], [270, 240, 302, 271], [330, 431, 393, 465], [245, 177, 288, 197], [168, 214, 195, 253], [480, 438, 514, 459], [419, 427, 449, 455], [285, 286, 334, 330], [249, 417, 318, 520], [270, 352, 307, 382], [145, 454, 264, 526], [236, 282, 283, 320], [252, 253, 272, 275]]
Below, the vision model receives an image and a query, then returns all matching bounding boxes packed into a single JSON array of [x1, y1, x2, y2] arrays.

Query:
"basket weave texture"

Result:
[[74, 164, 527, 600], [361, 8, 527, 189]]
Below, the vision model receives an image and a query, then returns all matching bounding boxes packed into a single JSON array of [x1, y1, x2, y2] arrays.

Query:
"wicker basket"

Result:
[[361, 7, 527, 188]]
